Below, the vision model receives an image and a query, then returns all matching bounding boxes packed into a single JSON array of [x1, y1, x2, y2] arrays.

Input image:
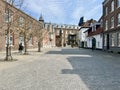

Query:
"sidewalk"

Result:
[[0, 47, 55, 70]]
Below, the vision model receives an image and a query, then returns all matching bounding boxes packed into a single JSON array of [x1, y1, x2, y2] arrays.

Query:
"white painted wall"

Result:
[[86, 34, 103, 49], [79, 28, 89, 41]]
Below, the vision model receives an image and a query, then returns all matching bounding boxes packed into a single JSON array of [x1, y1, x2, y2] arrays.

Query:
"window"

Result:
[[105, 20, 108, 30], [10, 35, 13, 46], [5, 34, 13, 46], [111, 16, 114, 28], [111, 1, 114, 12], [92, 25, 96, 32], [56, 30, 59, 35], [105, 7, 108, 16], [19, 17, 24, 27], [100, 19, 103, 27], [29, 36, 33, 45], [5, 9, 13, 23], [28, 21, 32, 30], [19, 34, 24, 46], [118, 33, 120, 46], [66, 31, 68, 34], [111, 33, 115, 46], [117, 0, 120, 7], [104, 35, 107, 46], [118, 13, 120, 25]]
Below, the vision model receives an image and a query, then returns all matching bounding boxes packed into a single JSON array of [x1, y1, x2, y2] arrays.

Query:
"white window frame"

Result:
[[4, 9, 13, 23], [19, 17, 24, 27], [28, 21, 32, 30], [92, 25, 96, 32], [100, 19, 103, 27], [118, 13, 120, 26], [111, 16, 114, 28], [117, 0, 120, 8], [118, 33, 120, 47], [111, 33, 115, 46], [104, 35, 107, 46], [111, 1, 114, 12], [19, 34, 24, 46], [29, 36, 33, 45], [105, 7, 108, 16], [105, 20, 108, 30], [5, 34, 13, 47]]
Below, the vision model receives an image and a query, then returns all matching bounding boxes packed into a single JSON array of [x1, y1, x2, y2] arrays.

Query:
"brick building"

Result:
[[43, 23, 79, 47], [0, 0, 79, 52], [103, 0, 120, 52], [0, 0, 43, 51], [54, 24, 79, 47]]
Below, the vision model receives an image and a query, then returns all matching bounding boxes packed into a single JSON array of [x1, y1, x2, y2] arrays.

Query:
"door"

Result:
[[92, 37, 96, 49]]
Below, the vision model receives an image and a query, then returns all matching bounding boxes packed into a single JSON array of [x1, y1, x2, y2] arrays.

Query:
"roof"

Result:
[[79, 19, 97, 31]]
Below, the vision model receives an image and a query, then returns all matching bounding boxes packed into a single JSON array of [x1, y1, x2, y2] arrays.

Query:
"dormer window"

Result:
[[92, 25, 96, 32]]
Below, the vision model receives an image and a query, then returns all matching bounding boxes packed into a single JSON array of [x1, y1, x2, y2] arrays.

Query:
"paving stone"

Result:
[[0, 47, 120, 90]]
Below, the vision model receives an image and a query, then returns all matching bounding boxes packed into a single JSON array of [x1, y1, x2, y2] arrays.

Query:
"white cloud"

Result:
[[23, 0, 104, 24], [72, 0, 103, 22]]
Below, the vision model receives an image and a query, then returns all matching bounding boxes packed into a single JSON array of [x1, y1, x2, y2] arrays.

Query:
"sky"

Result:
[[23, 0, 104, 25]]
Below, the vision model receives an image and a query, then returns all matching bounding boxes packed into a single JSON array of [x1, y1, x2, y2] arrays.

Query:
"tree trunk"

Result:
[[38, 41, 41, 52], [23, 33, 28, 55], [5, 26, 13, 61], [5, 44, 13, 61]]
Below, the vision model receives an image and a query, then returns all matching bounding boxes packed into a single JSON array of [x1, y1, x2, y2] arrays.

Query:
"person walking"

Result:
[[19, 43, 24, 53]]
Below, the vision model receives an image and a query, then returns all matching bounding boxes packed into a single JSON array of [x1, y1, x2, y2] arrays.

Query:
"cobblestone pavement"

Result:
[[0, 47, 120, 90]]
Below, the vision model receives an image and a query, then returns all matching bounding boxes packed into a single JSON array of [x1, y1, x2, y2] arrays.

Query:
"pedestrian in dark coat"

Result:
[[19, 43, 23, 53]]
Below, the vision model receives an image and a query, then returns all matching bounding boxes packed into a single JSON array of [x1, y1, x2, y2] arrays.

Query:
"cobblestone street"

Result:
[[0, 47, 120, 90]]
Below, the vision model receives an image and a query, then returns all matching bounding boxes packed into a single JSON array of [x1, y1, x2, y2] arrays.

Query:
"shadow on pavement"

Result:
[[45, 48, 95, 55], [62, 56, 120, 90], [45, 48, 120, 89]]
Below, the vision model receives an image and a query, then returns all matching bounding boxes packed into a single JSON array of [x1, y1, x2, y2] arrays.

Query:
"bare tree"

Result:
[[33, 22, 44, 52], [17, 15, 35, 55], [1, 0, 24, 60]]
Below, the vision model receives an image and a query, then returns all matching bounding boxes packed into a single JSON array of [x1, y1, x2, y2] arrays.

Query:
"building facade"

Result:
[[78, 19, 96, 48], [0, 0, 43, 51], [54, 24, 79, 47], [103, 0, 120, 53], [0, 0, 79, 52], [85, 23, 103, 49]]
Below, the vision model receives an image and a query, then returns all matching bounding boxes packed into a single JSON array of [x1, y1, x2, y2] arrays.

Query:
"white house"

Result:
[[85, 23, 103, 49], [78, 27, 89, 48]]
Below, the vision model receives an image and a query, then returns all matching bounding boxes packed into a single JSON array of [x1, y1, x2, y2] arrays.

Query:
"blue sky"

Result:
[[24, 0, 104, 25]]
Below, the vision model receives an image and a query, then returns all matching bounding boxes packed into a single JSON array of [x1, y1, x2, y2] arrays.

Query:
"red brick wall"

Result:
[[0, 0, 43, 51]]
